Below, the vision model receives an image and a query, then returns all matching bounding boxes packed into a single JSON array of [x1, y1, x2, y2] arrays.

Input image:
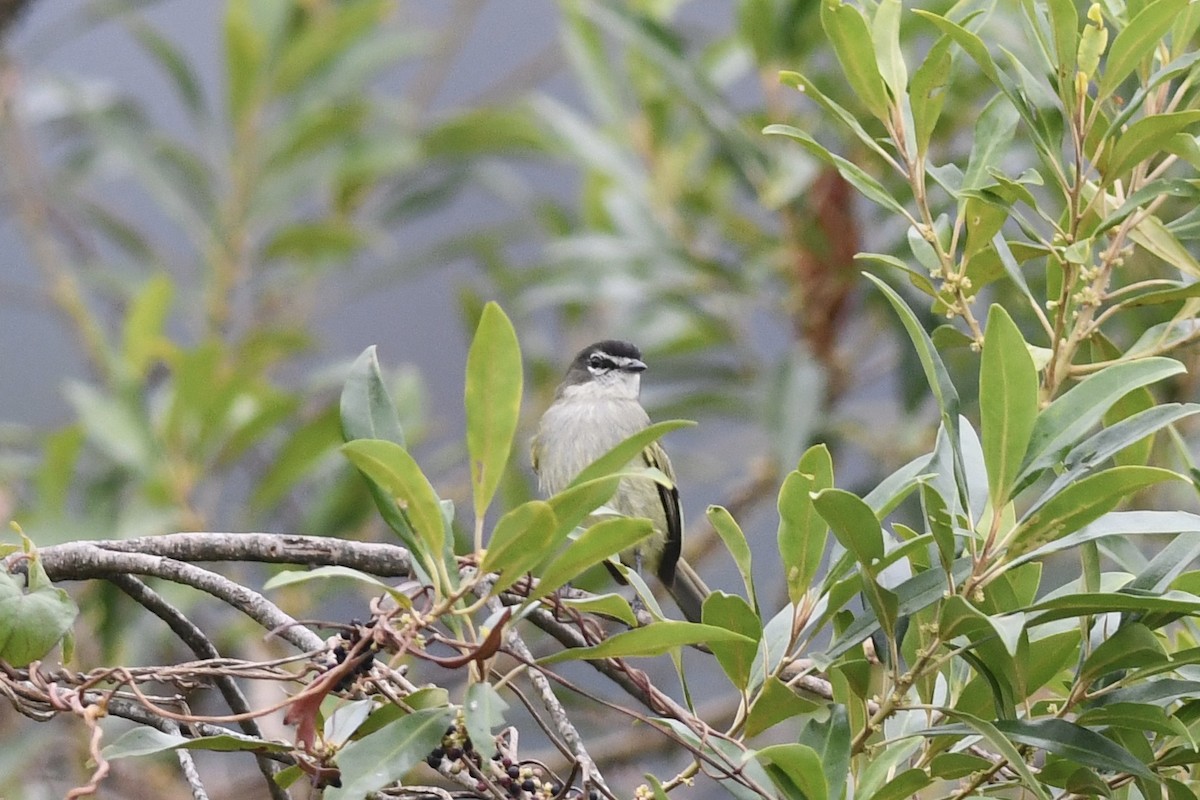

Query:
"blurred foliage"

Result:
[[4, 0, 1200, 797]]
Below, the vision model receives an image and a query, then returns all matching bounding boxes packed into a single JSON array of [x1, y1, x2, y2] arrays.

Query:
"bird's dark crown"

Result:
[[573, 340, 642, 365]]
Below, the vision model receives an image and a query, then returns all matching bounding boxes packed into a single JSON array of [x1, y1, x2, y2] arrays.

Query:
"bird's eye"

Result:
[[588, 354, 611, 370]]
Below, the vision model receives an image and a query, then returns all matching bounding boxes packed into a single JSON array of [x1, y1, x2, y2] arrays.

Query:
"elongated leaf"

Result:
[[1012, 510, 1200, 566], [867, 769, 933, 800], [963, 96, 1019, 191], [539, 621, 754, 664], [531, 517, 653, 600], [340, 346, 405, 446], [1017, 357, 1185, 486], [102, 727, 292, 760], [763, 125, 909, 216], [937, 719, 1155, 780], [342, 439, 445, 577], [778, 444, 834, 603], [821, 0, 891, 121], [910, 36, 953, 156], [980, 305, 1038, 505], [926, 712, 1051, 800], [1009, 466, 1183, 558], [1080, 622, 1167, 685], [465, 303, 523, 518], [704, 592, 762, 691], [545, 474, 623, 536], [779, 71, 897, 165], [912, 10, 1002, 86], [812, 488, 883, 565], [464, 682, 508, 760], [1045, 404, 1200, 495], [871, 0, 907, 100], [1027, 591, 1200, 624], [263, 566, 411, 606], [756, 743, 827, 800], [799, 706, 851, 800], [570, 420, 695, 487], [481, 501, 557, 593], [121, 272, 174, 376], [327, 708, 455, 800], [707, 505, 757, 613], [745, 676, 821, 738], [1106, 111, 1200, 179], [1099, 0, 1191, 99]]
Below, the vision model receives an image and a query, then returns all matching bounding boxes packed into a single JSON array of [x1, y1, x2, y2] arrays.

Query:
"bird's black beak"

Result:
[[625, 358, 647, 373]]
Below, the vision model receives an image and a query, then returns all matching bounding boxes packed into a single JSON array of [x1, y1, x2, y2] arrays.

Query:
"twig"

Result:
[[107, 573, 288, 800], [20, 543, 323, 652]]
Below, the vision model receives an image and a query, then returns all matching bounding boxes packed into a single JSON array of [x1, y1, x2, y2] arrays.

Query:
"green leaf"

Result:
[[777, 444, 834, 603], [560, 593, 638, 627], [570, 420, 695, 488], [102, 727, 292, 760], [779, 71, 898, 165], [480, 501, 558, 594], [252, 404, 341, 512], [1080, 623, 1167, 685], [821, 0, 891, 121], [131, 22, 207, 118], [866, 769, 933, 800], [262, 566, 411, 606], [262, 221, 363, 263], [812, 489, 883, 566], [545, 475, 625, 537], [912, 10, 1002, 86], [756, 743, 827, 800], [799, 706, 851, 800], [871, 0, 908, 100], [707, 506, 757, 613], [704, 592, 762, 691], [530, 517, 653, 600], [1026, 591, 1200, 624], [745, 676, 820, 738], [963, 96, 1019, 191], [1105, 112, 1200, 180], [1099, 0, 1191, 99], [121, 272, 174, 376], [464, 682, 508, 759], [0, 568, 78, 668], [1009, 510, 1200, 568], [1044, 0, 1081, 75], [327, 707, 456, 800], [539, 622, 754, 664], [340, 346, 405, 447], [1017, 357, 1185, 486], [224, 0, 267, 127], [865, 273, 963, 439], [909, 36, 953, 156], [341, 439, 446, 580], [1008, 466, 1183, 558], [763, 125, 909, 216], [465, 302, 523, 519], [64, 382, 155, 472], [980, 305, 1039, 505], [923, 711, 1051, 800], [937, 719, 1156, 780]]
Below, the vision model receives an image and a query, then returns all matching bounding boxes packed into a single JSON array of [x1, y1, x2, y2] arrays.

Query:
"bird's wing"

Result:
[[644, 440, 682, 586]]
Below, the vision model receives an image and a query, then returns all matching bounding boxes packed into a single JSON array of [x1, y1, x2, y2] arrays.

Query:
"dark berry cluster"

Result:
[[330, 622, 378, 692], [425, 722, 567, 798]]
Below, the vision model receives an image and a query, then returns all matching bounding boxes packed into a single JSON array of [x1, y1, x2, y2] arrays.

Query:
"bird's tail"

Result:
[[669, 558, 710, 624]]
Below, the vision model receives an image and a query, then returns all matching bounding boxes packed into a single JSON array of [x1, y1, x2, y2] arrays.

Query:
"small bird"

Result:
[[531, 340, 709, 623]]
